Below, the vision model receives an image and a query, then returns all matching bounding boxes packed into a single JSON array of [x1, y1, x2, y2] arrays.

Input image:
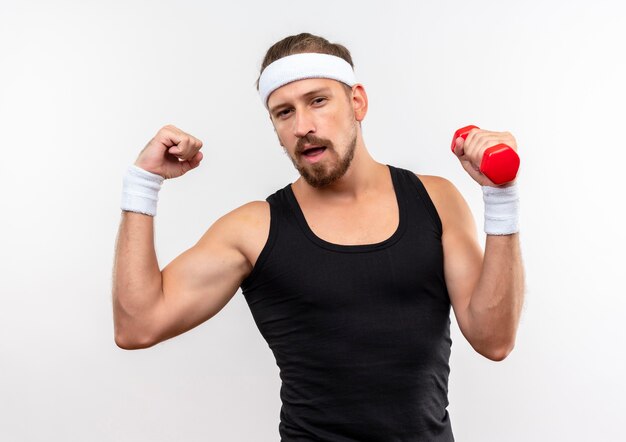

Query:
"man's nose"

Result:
[[293, 109, 315, 138]]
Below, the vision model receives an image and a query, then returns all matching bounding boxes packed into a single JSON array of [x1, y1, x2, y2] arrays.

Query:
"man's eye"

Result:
[[277, 109, 292, 118], [312, 97, 327, 105]]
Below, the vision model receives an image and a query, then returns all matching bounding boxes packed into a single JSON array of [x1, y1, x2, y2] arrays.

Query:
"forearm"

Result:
[[112, 211, 163, 347], [467, 233, 524, 359]]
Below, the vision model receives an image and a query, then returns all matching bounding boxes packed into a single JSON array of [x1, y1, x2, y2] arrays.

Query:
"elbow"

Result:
[[113, 298, 160, 350], [114, 322, 157, 350], [115, 331, 156, 350], [479, 346, 513, 362], [476, 340, 515, 362], [469, 328, 517, 361], [465, 311, 521, 362]]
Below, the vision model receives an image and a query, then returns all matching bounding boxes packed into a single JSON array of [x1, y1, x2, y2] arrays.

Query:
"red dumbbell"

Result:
[[451, 125, 520, 185]]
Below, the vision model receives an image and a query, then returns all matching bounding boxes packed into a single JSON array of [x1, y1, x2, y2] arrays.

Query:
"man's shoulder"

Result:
[[209, 181, 289, 246], [416, 174, 471, 238], [196, 200, 271, 266], [387, 165, 455, 191], [217, 200, 271, 232], [414, 173, 455, 190], [410, 173, 471, 232], [409, 173, 459, 200]]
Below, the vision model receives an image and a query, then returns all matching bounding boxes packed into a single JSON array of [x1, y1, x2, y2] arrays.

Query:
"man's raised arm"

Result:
[[111, 125, 268, 349], [421, 127, 525, 361]]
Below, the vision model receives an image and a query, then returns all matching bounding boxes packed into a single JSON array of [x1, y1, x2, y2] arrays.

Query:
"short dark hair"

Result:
[[256, 33, 354, 90]]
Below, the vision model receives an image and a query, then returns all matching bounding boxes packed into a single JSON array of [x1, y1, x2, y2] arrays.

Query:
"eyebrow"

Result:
[[269, 87, 333, 114]]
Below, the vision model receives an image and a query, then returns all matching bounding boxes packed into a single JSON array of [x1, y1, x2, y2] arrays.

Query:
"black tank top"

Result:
[[241, 165, 453, 441]]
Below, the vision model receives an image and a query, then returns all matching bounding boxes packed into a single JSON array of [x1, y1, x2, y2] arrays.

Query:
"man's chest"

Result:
[[300, 195, 399, 246]]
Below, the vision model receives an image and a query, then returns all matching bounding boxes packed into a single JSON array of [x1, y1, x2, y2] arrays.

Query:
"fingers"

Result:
[[178, 148, 203, 171], [134, 124, 204, 180], [156, 124, 184, 148], [188, 151, 203, 169], [179, 151, 203, 175], [157, 124, 204, 161], [456, 129, 515, 169], [171, 137, 203, 161], [453, 128, 487, 158], [452, 127, 518, 187], [453, 137, 465, 157]]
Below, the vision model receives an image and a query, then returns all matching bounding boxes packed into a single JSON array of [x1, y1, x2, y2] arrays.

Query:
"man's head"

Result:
[[257, 33, 368, 188]]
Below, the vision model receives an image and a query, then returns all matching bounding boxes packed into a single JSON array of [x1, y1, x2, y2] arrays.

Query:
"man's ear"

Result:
[[351, 84, 368, 122]]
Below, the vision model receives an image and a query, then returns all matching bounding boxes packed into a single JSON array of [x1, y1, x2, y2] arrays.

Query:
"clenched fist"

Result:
[[134, 125, 204, 179]]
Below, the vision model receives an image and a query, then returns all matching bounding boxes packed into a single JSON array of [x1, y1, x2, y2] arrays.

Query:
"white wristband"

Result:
[[120, 165, 165, 217], [482, 184, 520, 235]]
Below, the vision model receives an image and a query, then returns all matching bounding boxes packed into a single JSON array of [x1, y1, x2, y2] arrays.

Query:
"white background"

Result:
[[1, 0, 624, 441]]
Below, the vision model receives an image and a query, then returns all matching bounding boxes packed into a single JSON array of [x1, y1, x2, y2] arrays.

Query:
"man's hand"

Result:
[[452, 128, 518, 187], [135, 125, 204, 179]]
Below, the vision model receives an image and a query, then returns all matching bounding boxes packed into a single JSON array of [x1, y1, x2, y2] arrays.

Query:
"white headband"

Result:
[[258, 53, 357, 109]]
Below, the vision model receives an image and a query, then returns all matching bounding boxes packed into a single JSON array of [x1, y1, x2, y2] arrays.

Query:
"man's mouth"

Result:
[[301, 146, 327, 157], [299, 145, 328, 164]]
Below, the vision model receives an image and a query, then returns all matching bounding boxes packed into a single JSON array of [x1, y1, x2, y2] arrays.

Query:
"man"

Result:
[[113, 33, 524, 441]]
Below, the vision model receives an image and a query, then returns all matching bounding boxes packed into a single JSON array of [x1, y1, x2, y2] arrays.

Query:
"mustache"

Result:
[[296, 134, 333, 154]]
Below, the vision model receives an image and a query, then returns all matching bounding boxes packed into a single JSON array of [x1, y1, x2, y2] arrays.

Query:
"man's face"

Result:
[[267, 78, 359, 188]]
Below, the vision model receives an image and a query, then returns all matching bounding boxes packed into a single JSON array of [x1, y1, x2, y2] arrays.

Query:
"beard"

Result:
[[286, 130, 357, 188]]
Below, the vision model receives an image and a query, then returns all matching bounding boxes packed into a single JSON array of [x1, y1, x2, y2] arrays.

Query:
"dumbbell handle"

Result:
[[451, 125, 520, 185]]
